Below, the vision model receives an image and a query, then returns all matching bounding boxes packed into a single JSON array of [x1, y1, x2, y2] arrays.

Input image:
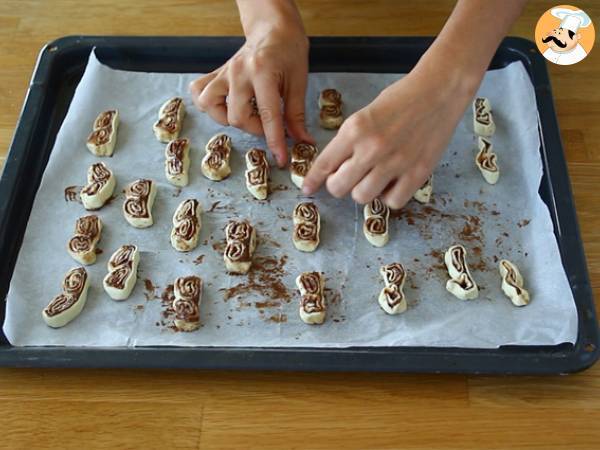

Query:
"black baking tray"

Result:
[[0, 36, 597, 373]]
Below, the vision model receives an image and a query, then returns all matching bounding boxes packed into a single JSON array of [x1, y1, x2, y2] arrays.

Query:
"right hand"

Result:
[[189, 25, 312, 167]]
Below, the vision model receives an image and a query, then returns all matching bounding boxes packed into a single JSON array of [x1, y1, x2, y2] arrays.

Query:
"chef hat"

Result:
[[551, 7, 592, 33]]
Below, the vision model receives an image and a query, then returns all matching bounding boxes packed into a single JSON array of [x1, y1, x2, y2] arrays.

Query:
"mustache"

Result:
[[542, 35, 567, 48]]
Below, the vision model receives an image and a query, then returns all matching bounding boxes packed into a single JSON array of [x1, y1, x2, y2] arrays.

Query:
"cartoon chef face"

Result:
[[542, 27, 581, 53]]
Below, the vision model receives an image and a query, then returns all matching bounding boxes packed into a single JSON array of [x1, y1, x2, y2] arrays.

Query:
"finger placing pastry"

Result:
[[378, 263, 408, 315], [319, 89, 344, 129], [499, 259, 530, 306], [67, 215, 102, 265], [80, 162, 116, 210], [292, 202, 320, 252], [164, 138, 191, 187], [123, 179, 157, 228], [473, 97, 495, 137], [444, 245, 479, 300], [170, 199, 202, 252], [153, 97, 185, 142], [172, 275, 203, 331], [413, 175, 433, 204], [363, 198, 390, 247], [296, 271, 326, 324], [201, 133, 232, 181], [245, 148, 270, 200], [86, 110, 119, 156], [290, 142, 318, 189], [42, 267, 90, 328], [103, 244, 140, 301], [224, 220, 257, 274], [475, 137, 500, 184]]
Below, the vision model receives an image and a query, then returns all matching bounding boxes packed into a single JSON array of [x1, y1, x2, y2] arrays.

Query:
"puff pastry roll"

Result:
[[444, 245, 479, 300], [165, 138, 191, 187], [103, 244, 140, 301], [290, 142, 318, 189], [170, 199, 202, 252], [319, 89, 343, 129], [67, 215, 102, 265], [172, 275, 203, 331], [86, 110, 119, 156], [499, 259, 530, 306], [363, 198, 390, 247], [475, 137, 499, 184], [201, 133, 232, 181], [224, 220, 257, 274], [473, 97, 495, 137], [292, 202, 320, 252], [378, 263, 408, 315], [80, 162, 116, 210], [245, 148, 270, 200], [296, 271, 326, 324], [42, 267, 90, 328], [153, 97, 185, 142], [123, 179, 157, 228]]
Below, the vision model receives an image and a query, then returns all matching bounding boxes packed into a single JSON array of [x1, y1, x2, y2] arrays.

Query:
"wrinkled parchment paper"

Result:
[[3, 51, 577, 348]]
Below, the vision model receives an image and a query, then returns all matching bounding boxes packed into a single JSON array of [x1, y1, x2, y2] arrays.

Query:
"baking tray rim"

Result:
[[0, 35, 597, 374]]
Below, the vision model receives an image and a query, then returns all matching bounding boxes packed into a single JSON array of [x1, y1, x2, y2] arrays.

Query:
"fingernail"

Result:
[[302, 185, 312, 195]]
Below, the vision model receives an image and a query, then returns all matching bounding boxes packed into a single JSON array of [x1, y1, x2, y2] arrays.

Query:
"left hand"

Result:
[[302, 61, 477, 209]]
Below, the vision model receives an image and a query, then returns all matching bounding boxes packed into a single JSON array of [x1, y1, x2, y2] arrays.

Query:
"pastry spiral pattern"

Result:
[[105, 245, 136, 289], [154, 97, 185, 142], [165, 138, 189, 176], [88, 110, 116, 146], [291, 142, 318, 161], [81, 163, 111, 196], [378, 262, 408, 314], [475, 137, 500, 185], [319, 89, 343, 129], [173, 275, 202, 331], [224, 220, 256, 274], [292, 201, 320, 252], [86, 110, 119, 156], [202, 133, 232, 181], [444, 245, 479, 300], [363, 198, 389, 246], [157, 98, 183, 133], [67, 215, 102, 265], [244, 148, 269, 199], [123, 179, 155, 227], [499, 260, 530, 306], [43, 267, 88, 322], [102, 245, 139, 301], [298, 272, 322, 295], [296, 272, 326, 324], [226, 220, 253, 242], [290, 142, 318, 188], [171, 199, 201, 252], [472, 97, 495, 137]]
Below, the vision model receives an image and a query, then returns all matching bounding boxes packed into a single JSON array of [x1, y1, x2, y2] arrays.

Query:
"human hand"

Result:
[[189, 7, 312, 167], [302, 60, 478, 209]]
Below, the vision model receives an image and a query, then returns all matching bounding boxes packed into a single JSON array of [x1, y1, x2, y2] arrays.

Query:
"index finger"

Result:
[[253, 75, 287, 167], [189, 72, 218, 110], [302, 132, 353, 195]]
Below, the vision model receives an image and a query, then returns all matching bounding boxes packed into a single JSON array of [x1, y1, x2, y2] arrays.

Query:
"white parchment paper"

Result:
[[3, 51, 578, 348]]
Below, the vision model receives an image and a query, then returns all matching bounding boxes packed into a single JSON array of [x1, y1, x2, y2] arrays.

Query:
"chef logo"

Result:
[[535, 5, 594, 65]]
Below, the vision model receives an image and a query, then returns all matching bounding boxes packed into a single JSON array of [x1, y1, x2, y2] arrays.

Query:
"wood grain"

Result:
[[1, 1, 599, 449]]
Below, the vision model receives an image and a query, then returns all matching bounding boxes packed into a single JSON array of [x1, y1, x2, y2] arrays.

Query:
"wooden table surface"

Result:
[[1, 1, 599, 449]]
